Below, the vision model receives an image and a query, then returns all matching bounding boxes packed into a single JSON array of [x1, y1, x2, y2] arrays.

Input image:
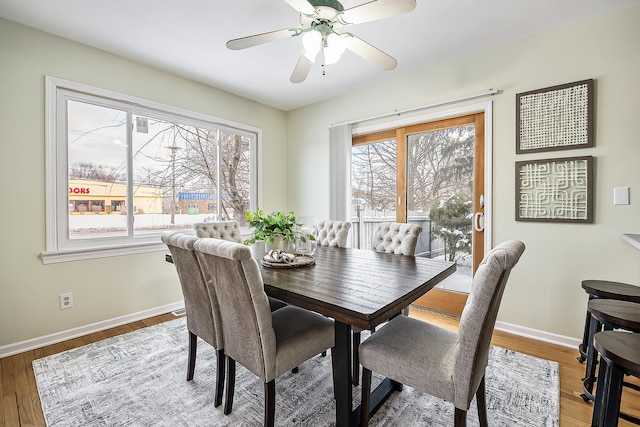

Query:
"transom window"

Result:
[[43, 77, 259, 263]]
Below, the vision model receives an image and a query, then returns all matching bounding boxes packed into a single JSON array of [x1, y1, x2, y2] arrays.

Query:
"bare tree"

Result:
[[136, 122, 251, 225], [69, 162, 126, 182], [351, 140, 397, 214], [407, 127, 474, 212]]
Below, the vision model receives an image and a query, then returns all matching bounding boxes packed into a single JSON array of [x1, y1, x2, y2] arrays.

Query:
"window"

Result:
[[43, 77, 259, 263]]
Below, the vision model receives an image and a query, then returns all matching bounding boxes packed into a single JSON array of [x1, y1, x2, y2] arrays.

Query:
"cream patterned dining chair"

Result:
[[193, 238, 336, 427], [193, 220, 242, 242], [359, 240, 526, 427], [316, 220, 352, 247], [161, 232, 226, 407], [194, 220, 287, 311], [351, 221, 423, 385], [371, 221, 422, 256]]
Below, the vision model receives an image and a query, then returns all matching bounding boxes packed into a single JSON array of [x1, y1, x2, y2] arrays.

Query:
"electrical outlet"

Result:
[[59, 293, 74, 310]]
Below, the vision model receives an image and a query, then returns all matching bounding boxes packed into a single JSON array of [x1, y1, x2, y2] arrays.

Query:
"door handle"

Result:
[[474, 212, 484, 232]]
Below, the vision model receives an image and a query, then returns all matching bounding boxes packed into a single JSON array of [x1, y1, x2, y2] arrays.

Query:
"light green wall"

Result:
[[286, 7, 640, 339], [0, 18, 287, 347], [2, 7, 639, 349]]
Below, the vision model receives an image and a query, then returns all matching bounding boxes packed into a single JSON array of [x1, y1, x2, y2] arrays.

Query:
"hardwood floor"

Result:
[[1, 309, 638, 426]]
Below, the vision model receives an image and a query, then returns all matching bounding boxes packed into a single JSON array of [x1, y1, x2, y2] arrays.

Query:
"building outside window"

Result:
[[44, 77, 259, 263]]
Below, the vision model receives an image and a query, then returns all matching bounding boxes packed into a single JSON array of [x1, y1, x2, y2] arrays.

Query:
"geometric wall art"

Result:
[[516, 79, 594, 154], [515, 156, 594, 223]]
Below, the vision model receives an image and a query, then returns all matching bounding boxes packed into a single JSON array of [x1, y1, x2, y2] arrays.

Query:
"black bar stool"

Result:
[[581, 299, 640, 402], [579, 280, 640, 362], [591, 331, 640, 426]]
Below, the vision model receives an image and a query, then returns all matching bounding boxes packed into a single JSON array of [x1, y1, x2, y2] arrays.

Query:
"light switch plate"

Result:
[[614, 187, 630, 205]]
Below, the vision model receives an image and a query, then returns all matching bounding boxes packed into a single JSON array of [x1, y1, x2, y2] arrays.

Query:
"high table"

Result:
[[251, 245, 456, 427]]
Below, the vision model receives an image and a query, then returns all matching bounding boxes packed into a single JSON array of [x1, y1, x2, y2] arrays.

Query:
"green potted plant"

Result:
[[244, 207, 299, 251]]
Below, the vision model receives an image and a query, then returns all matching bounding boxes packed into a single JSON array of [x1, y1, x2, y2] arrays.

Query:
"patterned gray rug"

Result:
[[33, 317, 559, 426]]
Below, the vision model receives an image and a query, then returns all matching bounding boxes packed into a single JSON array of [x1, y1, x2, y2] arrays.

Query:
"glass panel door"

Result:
[[351, 138, 397, 250], [352, 113, 485, 296], [406, 122, 476, 292]]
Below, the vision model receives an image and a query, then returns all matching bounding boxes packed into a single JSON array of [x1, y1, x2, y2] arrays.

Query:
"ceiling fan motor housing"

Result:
[[308, 0, 344, 12]]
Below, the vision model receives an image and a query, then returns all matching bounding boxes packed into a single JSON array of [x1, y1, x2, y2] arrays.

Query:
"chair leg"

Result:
[[454, 407, 467, 427], [476, 376, 488, 427], [330, 347, 337, 400], [352, 331, 361, 386], [360, 367, 372, 427], [264, 380, 276, 427], [187, 331, 197, 381], [224, 357, 236, 415], [214, 348, 225, 407]]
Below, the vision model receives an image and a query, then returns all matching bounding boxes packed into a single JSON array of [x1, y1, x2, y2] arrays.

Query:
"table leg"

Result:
[[334, 321, 354, 427]]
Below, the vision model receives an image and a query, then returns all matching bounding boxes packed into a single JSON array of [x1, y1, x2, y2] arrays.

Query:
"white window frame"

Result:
[[42, 76, 260, 264]]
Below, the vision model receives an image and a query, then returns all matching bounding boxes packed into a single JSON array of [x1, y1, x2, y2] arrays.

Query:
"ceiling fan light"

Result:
[[302, 30, 322, 56], [302, 49, 317, 63], [324, 33, 346, 64]]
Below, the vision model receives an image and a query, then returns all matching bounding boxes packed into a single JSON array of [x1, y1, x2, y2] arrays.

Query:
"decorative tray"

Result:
[[261, 254, 315, 269]]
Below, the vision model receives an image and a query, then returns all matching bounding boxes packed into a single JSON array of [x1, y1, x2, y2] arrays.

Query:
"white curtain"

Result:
[[329, 124, 352, 221]]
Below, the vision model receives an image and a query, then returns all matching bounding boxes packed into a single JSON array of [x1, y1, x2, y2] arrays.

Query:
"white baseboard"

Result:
[[1, 303, 581, 359], [495, 320, 581, 349], [0, 301, 185, 359]]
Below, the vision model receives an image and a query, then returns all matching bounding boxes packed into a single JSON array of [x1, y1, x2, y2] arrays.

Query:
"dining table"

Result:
[[166, 243, 456, 426], [251, 244, 456, 427]]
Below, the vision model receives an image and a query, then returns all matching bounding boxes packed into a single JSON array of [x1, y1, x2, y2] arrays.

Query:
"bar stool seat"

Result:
[[592, 331, 640, 426], [581, 299, 640, 402], [579, 280, 640, 362]]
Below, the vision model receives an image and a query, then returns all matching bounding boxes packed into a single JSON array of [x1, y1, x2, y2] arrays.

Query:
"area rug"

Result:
[[33, 318, 559, 426]]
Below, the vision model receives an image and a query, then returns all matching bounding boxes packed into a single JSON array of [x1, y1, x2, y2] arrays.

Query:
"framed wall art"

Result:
[[516, 156, 594, 223], [516, 79, 594, 154]]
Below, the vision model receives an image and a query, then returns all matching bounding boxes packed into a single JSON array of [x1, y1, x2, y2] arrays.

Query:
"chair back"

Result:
[[193, 238, 276, 381], [371, 222, 422, 256], [453, 240, 525, 408], [317, 220, 351, 247], [193, 220, 242, 242], [161, 232, 221, 349]]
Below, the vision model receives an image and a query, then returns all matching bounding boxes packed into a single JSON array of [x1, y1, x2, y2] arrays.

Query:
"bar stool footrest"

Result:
[[620, 411, 640, 425], [623, 381, 640, 393]]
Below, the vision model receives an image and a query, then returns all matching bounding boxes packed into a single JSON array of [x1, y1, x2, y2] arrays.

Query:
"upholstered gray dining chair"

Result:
[[161, 232, 226, 407], [316, 220, 352, 247], [194, 220, 287, 312], [359, 240, 526, 427], [351, 221, 423, 385], [193, 220, 242, 242], [371, 221, 422, 256], [193, 238, 336, 427]]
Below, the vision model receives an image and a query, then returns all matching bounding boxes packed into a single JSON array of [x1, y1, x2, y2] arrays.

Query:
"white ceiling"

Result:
[[2, 0, 639, 111]]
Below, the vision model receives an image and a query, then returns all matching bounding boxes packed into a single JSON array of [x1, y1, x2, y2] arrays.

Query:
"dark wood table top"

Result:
[[252, 245, 457, 330], [588, 299, 640, 331], [594, 331, 640, 374], [582, 280, 640, 302]]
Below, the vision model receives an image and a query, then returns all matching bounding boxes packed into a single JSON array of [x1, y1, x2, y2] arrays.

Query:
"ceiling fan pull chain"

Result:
[[321, 46, 327, 75]]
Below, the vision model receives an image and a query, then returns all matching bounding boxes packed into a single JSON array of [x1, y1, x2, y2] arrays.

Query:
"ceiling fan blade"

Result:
[[290, 56, 314, 83], [344, 35, 397, 71], [226, 28, 296, 50], [339, 0, 416, 26], [284, 0, 316, 15]]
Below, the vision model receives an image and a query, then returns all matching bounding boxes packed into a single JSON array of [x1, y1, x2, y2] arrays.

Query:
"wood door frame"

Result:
[[352, 103, 493, 316]]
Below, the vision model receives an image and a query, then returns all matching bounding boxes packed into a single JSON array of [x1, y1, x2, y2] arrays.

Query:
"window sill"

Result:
[[41, 241, 169, 264], [41, 228, 254, 264]]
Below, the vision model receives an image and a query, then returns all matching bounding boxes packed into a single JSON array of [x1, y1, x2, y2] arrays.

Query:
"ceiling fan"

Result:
[[226, 0, 417, 83]]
